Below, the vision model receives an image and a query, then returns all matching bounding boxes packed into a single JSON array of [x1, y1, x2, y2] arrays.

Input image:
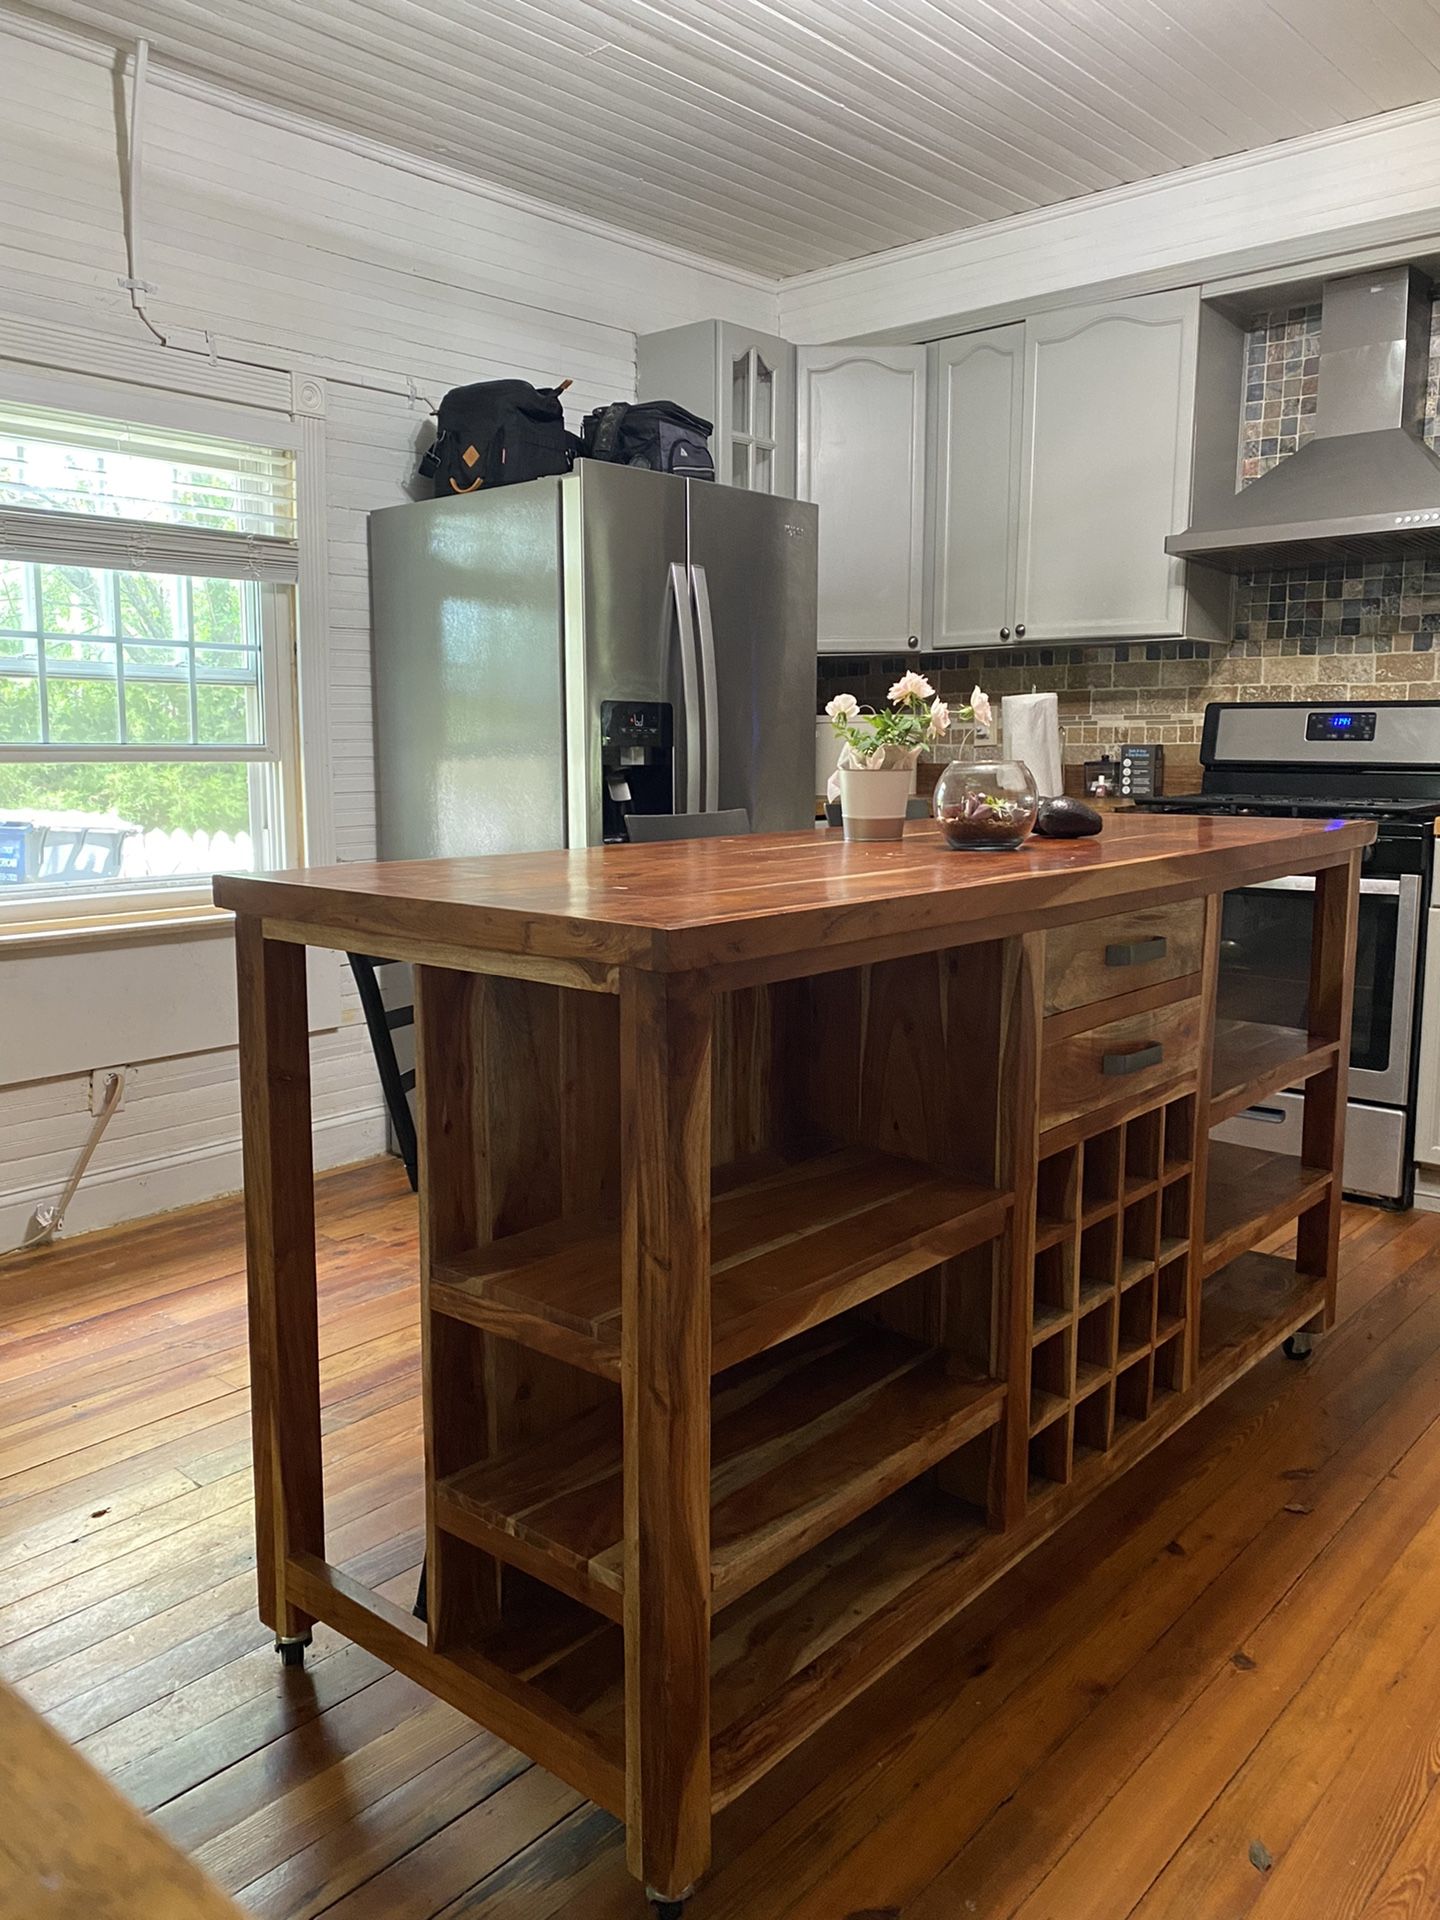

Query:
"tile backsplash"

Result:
[[816, 302, 1440, 788], [819, 554, 1440, 780]]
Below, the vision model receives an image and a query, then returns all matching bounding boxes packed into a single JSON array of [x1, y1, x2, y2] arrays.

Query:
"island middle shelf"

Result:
[[430, 1142, 1011, 1378], [1208, 1017, 1341, 1127], [1202, 1139, 1332, 1276]]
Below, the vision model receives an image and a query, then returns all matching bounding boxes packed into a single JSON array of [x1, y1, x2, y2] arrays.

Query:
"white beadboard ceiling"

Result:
[[24, 0, 1440, 277]]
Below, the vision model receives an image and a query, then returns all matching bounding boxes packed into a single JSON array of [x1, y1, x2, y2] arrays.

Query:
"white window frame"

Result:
[[0, 360, 323, 942], [0, 578, 300, 930]]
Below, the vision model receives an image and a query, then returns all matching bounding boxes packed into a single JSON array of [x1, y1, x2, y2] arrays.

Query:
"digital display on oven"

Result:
[[1306, 710, 1377, 741]]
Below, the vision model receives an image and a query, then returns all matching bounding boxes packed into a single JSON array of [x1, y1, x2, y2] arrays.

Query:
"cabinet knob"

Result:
[[1015, 623, 1027, 638], [999, 626, 1011, 640], [906, 634, 920, 650]]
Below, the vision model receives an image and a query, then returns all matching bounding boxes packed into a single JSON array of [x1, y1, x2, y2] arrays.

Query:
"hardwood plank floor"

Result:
[[2, 1157, 1439, 1918]]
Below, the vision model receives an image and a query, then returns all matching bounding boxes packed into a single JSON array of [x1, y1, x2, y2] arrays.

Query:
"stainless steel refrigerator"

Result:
[[368, 462, 818, 859]]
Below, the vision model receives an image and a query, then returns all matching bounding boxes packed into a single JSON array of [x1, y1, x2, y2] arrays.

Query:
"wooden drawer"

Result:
[[1044, 900, 1205, 1016], [1041, 995, 1203, 1132]]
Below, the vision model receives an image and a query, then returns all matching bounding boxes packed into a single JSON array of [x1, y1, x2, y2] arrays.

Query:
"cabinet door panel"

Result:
[[928, 327, 1024, 650], [798, 346, 926, 654], [1017, 290, 1199, 642]]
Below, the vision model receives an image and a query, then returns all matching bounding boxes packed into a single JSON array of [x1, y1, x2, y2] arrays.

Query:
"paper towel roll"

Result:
[[1002, 692, 1063, 799]]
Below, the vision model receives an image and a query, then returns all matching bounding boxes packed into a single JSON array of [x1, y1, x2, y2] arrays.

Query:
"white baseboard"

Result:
[[0, 1104, 389, 1252], [1410, 1167, 1440, 1214]]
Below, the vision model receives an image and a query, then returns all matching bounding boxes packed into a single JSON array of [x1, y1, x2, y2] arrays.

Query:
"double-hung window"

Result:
[[0, 400, 300, 927]]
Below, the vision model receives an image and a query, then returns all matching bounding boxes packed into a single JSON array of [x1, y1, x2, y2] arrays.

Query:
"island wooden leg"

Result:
[[235, 918, 323, 1648], [620, 969, 713, 1904], [413, 964, 500, 1642], [997, 933, 1044, 1524], [1297, 852, 1362, 1330], [1183, 893, 1224, 1390]]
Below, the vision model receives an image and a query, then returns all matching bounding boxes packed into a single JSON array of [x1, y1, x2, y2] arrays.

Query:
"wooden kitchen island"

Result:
[[216, 813, 1371, 1914]]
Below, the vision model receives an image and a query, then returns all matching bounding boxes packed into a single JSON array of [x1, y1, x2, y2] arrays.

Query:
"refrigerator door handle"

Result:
[[689, 563, 721, 813], [669, 561, 702, 813]]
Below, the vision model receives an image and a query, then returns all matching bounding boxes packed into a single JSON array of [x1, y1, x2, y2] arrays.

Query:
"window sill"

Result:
[[0, 900, 234, 955]]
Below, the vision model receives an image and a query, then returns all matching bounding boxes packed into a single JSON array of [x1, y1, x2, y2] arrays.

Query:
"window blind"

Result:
[[0, 404, 299, 582]]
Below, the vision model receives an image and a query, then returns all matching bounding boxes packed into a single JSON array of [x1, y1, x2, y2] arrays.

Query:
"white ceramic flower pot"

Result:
[[838, 766, 912, 842]]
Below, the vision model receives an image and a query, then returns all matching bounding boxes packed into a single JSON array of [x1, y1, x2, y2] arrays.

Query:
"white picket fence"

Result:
[[119, 827, 255, 878], [4, 810, 257, 883]]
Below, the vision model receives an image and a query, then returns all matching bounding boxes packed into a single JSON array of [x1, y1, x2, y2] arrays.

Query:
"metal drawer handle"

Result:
[[1102, 1041, 1164, 1077], [1106, 935, 1167, 967]]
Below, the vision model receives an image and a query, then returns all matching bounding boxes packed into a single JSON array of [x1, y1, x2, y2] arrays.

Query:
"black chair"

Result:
[[348, 953, 424, 1613], [347, 953, 418, 1193], [625, 807, 750, 842], [824, 794, 932, 827]]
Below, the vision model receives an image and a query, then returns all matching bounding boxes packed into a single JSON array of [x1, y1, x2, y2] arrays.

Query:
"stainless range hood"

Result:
[[1167, 266, 1440, 570]]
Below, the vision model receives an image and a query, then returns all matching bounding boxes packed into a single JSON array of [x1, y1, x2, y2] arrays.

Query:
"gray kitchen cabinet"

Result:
[[927, 326, 1024, 650], [1017, 288, 1226, 643], [798, 344, 927, 655], [926, 289, 1228, 649], [635, 321, 795, 496]]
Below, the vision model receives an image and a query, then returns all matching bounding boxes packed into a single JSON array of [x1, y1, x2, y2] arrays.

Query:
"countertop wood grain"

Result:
[[214, 815, 1375, 974], [0, 1683, 243, 1918]]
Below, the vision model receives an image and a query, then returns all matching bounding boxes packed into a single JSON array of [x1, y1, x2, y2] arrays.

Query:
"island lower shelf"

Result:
[[432, 1477, 1003, 1817], [430, 1227, 1328, 1822], [434, 1324, 1007, 1622], [423, 1120, 1339, 1835]]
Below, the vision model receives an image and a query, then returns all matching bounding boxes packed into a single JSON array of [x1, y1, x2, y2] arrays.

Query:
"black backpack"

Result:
[[418, 379, 578, 495], [580, 401, 715, 480]]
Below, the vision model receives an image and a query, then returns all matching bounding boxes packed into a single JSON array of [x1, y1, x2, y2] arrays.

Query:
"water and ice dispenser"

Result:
[[599, 700, 675, 842]]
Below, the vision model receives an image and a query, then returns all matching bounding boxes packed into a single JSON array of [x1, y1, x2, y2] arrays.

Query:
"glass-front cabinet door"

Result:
[[635, 321, 796, 498], [730, 348, 780, 491]]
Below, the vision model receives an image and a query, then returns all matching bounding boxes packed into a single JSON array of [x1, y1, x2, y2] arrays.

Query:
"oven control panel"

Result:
[[1306, 710, 1377, 742]]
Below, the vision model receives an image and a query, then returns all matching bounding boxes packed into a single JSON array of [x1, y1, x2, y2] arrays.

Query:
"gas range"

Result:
[[1133, 702, 1438, 1207], [1133, 699, 1440, 823], [1142, 792, 1440, 822]]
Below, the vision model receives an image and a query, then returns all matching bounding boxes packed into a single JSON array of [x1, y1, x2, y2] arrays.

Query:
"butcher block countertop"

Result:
[[214, 814, 1375, 978], [218, 808, 1375, 1913]]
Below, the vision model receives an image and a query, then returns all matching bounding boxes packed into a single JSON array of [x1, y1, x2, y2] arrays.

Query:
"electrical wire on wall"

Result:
[[3, 1070, 128, 1257], [117, 39, 167, 347], [112, 36, 435, 413]]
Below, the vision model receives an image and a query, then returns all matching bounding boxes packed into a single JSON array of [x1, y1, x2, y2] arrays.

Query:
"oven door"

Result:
[[1217, 872, 1422, 1106]]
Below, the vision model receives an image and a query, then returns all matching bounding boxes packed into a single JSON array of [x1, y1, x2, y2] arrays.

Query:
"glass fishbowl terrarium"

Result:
[[934, 758, 1039, 851]]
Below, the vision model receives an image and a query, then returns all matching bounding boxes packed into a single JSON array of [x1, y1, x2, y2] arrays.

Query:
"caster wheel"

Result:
[[275, 1634, 311, 1668], [650, 1903, 688, 1920], [1284, 1333, 1315, 1361]]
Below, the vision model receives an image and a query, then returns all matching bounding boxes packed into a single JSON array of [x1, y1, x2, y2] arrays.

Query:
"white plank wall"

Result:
[[0, 17, 776, 1246]]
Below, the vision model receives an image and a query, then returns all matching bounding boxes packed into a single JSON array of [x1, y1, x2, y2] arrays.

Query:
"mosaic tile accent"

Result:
[[1233, 557, 1440, 654], [1239, 304, 1319, 484], [1239, 298, 1440, 484]]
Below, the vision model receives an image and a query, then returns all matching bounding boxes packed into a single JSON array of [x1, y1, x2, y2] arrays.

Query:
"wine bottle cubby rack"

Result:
[[1027, 1093, 1196, 1500]]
